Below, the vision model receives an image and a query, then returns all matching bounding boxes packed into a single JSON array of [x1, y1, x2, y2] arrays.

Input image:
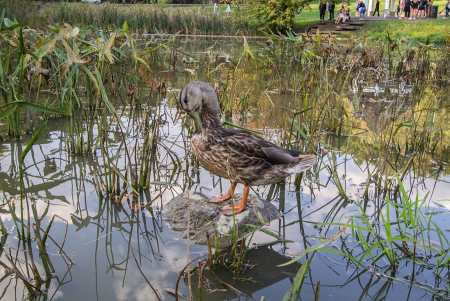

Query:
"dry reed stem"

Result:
[[186, 186, 193, 300], [130, 248, 162, 301]]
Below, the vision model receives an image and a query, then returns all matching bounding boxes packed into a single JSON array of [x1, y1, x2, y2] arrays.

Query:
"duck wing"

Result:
[[222, 129, 300, 165]]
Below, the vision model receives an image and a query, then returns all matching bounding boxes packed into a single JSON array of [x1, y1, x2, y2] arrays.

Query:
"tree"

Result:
[[244, 0, 312, 32]]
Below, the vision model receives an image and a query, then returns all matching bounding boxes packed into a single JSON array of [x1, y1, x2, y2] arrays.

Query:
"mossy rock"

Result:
[[165, 190, 281, 248]]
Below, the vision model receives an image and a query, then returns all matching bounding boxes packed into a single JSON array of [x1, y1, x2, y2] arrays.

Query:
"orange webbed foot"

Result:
[[209, 194, 231, 203], [221, 203, 246, 215], [221, 186, 249, 216], [208, 183, 237, 204]]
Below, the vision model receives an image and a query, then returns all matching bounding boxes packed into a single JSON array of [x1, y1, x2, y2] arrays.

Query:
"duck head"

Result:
[[179, 81, 219, 134]]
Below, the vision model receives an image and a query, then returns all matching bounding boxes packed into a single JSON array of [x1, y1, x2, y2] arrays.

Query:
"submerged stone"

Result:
[[165, 190, 281, 248]]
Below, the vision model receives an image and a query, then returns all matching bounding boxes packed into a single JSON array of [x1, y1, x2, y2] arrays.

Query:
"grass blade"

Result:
[[279, 221, 349, 266]]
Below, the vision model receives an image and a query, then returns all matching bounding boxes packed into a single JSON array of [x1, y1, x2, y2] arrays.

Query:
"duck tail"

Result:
[[287, 154, 316, 174]]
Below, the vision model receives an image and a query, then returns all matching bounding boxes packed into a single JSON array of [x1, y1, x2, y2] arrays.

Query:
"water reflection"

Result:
[[0, 36, 449, 301]]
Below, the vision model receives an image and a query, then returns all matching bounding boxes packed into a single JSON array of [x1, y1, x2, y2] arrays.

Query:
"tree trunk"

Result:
[[202, 0, 205, 9]]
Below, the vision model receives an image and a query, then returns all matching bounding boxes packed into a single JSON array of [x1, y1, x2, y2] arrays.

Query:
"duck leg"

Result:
[[209, 182, 237, 203], [221, 186, 249, 215]]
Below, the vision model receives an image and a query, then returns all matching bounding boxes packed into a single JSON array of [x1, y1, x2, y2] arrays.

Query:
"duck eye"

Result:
[[184, 97, 188, 104]]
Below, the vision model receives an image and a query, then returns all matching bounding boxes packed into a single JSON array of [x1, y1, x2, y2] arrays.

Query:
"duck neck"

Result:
[[200, 109, 221, 132]]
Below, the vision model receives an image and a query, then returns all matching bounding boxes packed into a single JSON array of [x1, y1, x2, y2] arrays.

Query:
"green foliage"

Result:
[[245, 0, 312, 31]]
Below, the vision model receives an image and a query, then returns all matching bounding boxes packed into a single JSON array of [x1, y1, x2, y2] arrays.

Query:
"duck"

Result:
[[179, 81, 316, 215]]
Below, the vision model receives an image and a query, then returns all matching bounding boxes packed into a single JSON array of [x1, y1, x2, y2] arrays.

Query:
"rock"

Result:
[[165, 190, 281, 248]]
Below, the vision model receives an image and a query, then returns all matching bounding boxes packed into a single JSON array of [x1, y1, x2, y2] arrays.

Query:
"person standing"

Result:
[[404, 0, 411, 18], [447, 0, 450, 17], [359, 0, 366, 19], [418, 0, 425, 18], [356, 0, 360, 17], [226, 1, 231, 13], [326, 1, 331, 19], [319, 2, 326, 20], [411, 0, 419, 18], [329, 1, 335, 20], [426, 0, 432, 18], [213, 2, 218, 15], [373, 0, 380, 16], [399, 0, 404, 17]]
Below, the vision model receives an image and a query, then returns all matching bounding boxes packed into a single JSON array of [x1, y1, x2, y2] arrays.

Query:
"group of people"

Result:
[[396, 0, 435, 19], [319, 1, 336, 20], [355, 0, 367, 19], [319, 1, 366, 22], [320, 1, 367, 23], [213, 1, 239, 15], [319, 0, 448, 21]]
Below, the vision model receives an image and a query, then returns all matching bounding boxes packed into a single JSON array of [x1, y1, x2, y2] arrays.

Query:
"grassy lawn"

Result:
[[355, 19, 450, 43]]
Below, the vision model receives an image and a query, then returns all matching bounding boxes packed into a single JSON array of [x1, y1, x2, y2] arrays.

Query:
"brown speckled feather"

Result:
[[180, 81, 316, 187]]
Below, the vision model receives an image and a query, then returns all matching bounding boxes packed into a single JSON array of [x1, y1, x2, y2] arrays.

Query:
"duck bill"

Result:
[[189, 111, 202, 134]]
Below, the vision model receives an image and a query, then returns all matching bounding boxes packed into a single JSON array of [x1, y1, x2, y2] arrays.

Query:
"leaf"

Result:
[[0, 9, 5, 33], [95, 67, 125, 129], [262, 31, 276, 39], [61, 39, 87, 64], [149, 181, 179, 186], [140, 39, 172, 55], [58, 25, 80, 39], [33, 37, 58, 60], [131, 38, 151, 70], [112, 167, 138, 194], [184, 68, 196, 76], [0, 103, 18, 120], [280, 106, 314, 116], [282, 254, 314, 301], [221, 121, 265, 135], [0, 101, 69, 116], [80, 65, 100, 95], [279, 221, 349, 266], [61, 61, 71, 77], [46, 23, 60, 34], [99, 29, 117, 64], [19, 102, 69, 116], [18, 27, 26, 56], [21, 121, 48, 163], [243, 35, 254, 59], [120, 21, 129, 38], [2, 18, 20, 30], [246, 224, 293, 243], [353, 93, 359, 111], [287, 118, 307, 139]]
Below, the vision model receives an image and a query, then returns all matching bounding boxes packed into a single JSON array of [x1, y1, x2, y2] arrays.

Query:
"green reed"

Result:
[[317, 176, 450, 283], [5, 0, 256, 36]]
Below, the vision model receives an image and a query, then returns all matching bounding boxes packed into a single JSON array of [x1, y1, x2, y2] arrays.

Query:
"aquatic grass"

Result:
[[282, 252, 314, 301], [263, 30, 450, 197], [32, 2, 256, 36], [318, 176, 450, 283]]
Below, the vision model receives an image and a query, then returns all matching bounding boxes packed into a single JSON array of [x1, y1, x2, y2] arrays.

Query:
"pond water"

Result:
[[1, 36, 450, 301]]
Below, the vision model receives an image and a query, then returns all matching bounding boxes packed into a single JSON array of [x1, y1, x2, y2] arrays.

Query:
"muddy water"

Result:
[[0, 36, 450, 301]]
